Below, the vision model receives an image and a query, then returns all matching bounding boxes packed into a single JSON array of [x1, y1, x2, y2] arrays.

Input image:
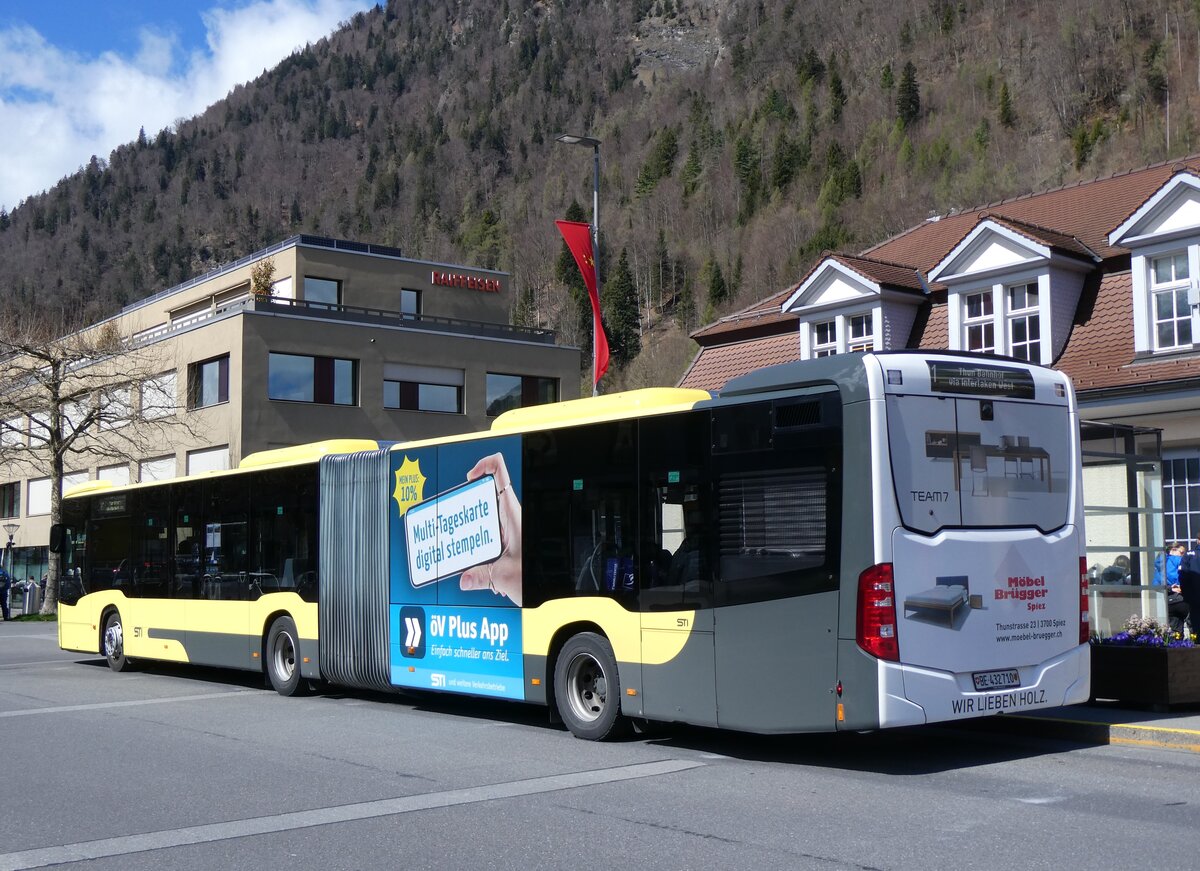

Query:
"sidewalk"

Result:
[[961, 701, 1200, 752]]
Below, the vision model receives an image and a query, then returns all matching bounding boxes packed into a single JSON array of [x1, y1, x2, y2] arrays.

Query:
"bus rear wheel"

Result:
[[103, 611, 133, 672], [266, 616, 309, 697], [554, 632, 629, 741]]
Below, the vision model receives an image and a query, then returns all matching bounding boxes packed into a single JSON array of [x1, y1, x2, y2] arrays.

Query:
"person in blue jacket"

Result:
[[1154, 542, 1184, 585]]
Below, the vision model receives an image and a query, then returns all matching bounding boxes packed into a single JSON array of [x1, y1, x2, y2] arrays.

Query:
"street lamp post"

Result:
[[554, 132, 602, 396], [3, 522, 17, 578]]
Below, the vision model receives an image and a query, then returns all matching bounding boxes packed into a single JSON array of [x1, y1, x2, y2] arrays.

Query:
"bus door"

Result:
[[637, 413, 717, 727], [710, 397, 842, 733]]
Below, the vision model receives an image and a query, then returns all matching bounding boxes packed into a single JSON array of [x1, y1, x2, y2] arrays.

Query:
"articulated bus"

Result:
[[55, 351, 1089, 739]]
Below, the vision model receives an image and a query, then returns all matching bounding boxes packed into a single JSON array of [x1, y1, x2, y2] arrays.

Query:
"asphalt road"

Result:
[[1, 619, 1196, 871]]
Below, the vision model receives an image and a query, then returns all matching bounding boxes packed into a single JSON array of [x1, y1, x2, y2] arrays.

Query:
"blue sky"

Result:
[[0, 0, 374, 211]]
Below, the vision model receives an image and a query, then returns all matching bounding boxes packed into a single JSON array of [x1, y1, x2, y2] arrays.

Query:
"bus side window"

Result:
[[522, 420, 638, 606], [711, 396, 842, 606], [638, 411, 713, 612]]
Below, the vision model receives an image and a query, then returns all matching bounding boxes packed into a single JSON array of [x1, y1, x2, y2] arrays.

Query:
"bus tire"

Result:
[[103, 611, 133, 672], [553, 632, 629, 741], [266, 616, 308, 697]]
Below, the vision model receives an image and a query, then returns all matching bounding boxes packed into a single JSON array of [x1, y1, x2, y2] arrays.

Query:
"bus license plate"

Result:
[[972, 669, 1020, 691]]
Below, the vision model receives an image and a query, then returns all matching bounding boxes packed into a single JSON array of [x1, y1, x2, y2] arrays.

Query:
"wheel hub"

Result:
[[104, 622, 123, 659]]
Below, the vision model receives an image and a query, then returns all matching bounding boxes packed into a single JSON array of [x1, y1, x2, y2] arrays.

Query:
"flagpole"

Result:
[[590, 140, 601, 397], [555, 132, 603, 396]]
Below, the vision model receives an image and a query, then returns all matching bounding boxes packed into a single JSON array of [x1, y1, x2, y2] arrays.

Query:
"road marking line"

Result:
[[0, 690, 251, 718], [0, 759, 703, 871]]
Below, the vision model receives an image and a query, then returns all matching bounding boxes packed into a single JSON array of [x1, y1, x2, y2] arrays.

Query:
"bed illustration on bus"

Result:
[[903, 575, 971, 625]]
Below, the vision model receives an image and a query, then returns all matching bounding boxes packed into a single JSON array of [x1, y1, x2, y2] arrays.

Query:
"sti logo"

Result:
[[399, 606, 427, 658]]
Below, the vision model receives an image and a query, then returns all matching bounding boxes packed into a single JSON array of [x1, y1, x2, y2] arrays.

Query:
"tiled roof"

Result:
[[690, 287, 798, 342], [678, 331, 801, 391], [681, 154, 1200, 394], [1053, 271, 1200, 391], [826, 253, 927, 293], [977, 213, 1099, 262], [867, 157, 1200, 270]]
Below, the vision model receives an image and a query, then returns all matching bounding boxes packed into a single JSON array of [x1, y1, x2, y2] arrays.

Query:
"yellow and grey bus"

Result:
[[56, 351, 1089, 739]]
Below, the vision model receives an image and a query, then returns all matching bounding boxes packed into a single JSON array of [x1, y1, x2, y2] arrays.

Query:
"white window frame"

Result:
[[811, 321, 837, 357], [1006, 282, 1041, 362], [847, 313, 874, 353], [1149, 251, 1193, 351], [963, 290, 995, 353]]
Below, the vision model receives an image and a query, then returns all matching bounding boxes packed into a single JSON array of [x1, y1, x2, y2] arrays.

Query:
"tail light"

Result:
[[1079, 556, 1090, 645], [857, 563, 899, 661]]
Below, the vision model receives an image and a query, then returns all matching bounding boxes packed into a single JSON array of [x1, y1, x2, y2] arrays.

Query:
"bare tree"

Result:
[[0, 305, 204, 613]]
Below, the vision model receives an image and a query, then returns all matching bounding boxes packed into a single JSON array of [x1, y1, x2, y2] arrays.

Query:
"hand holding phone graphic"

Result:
[[459, 453, 523, 606]]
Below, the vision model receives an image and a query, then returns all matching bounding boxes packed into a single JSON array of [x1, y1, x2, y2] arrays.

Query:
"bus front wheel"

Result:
[[266, 616, 309, 697], [103, 611, 133, 672], [553, 632, 629, 741]]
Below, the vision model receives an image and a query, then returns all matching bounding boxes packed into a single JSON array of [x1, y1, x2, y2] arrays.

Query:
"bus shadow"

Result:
[[639, 723, 1091, 774], [75, 657, 271, 690], [71, 658, 1084, 772]]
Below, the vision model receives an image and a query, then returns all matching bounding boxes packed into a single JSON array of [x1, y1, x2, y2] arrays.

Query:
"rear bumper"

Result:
[[878, 643, 1090, 727]]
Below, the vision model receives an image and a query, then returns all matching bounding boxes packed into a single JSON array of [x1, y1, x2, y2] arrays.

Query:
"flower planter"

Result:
[[1090, 644, 1200, 707]]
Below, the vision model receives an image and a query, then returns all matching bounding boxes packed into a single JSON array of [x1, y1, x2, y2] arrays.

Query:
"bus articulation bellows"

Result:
[[55, 351, 1089, 739]]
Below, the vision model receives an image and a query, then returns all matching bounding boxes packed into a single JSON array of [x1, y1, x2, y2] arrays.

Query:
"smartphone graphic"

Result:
[[404, 474, 502, 587]]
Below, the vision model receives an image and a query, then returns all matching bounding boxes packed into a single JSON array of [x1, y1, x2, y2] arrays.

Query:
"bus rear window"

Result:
[[886, 395, 1072, 534]]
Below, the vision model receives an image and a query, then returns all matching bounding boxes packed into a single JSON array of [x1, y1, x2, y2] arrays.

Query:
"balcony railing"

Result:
[[132, 295, 556, 346]]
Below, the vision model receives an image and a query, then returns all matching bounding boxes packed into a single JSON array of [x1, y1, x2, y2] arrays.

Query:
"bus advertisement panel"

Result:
[[387, 435, 525, 700]]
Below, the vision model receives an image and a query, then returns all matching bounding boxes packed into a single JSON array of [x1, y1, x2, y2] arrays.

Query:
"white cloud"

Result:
[[0, 0, 370, 211]]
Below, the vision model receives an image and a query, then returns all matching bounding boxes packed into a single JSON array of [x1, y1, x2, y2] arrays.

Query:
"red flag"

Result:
[[555, 219, 610, 385]]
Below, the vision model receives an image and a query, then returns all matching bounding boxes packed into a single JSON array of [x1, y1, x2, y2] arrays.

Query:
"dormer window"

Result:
[[847, 314, 874, 352], [1007, 282, 1041, 362], [812, 321, 837, 357], [963, 291, 995, 352], [1150, 252, 1192, 350]]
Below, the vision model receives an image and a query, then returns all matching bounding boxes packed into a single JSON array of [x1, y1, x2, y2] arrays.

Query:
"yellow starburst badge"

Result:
[[393, 456, 426, 516]]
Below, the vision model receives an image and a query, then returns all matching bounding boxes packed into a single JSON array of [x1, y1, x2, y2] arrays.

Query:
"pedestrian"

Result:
[[0, 565, 11, 621], [1180, 537, 1200, 625]]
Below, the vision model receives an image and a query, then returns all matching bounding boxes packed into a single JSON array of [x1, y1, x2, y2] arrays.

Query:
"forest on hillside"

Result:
[[0, 0, 1197, 390]]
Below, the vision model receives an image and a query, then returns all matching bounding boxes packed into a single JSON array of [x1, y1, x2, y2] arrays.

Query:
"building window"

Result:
[[99, 386, 133, 431], [98, 464, 131, 486], [401, 288, 421, 316], [812, 321, 837, 357], [383, 364, 463, 413], [384, 381, 462, 413], [1163, 457, 1200, 542], [268, 353, 357, 405], [1150, 252, 1192, 351], [188, 355, 229, 409], [963, 291, 995, 352], [1007, 282, 1041, 362], [187, 446, 230, 475], [28, 478, 50, 516], [486, 373, 560, 417], [847, 314, 873, 353], [1, 417, 24, 449], [303, 277, 341, 307], [142, 372, 177, 420], [139, 456, 176, 483], [28, 413, 48, 448], [0, 482, 19, 518]]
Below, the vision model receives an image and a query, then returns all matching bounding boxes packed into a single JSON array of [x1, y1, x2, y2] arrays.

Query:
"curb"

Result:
[[957, 712, 1200, 753]]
